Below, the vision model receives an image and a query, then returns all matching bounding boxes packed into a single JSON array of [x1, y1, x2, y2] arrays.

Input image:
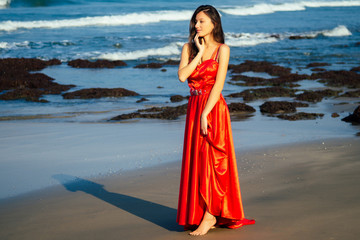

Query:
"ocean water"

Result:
[[0, 0, 360, 199], [0, 0, 359, 119]]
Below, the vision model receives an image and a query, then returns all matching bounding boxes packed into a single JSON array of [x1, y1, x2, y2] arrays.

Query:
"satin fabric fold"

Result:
[[177, 57, 255, 229]]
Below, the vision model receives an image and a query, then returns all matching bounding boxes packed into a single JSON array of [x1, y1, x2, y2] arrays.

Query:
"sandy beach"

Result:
[[0, 137, 359, 240]]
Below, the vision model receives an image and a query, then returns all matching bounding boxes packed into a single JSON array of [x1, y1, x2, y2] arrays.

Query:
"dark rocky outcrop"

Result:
[[0, 58, 74, 102], [311, 70, 360, 88], [306, 62, 331, 68], [227, 102, 256, 113], [295, 89, 341, 103], [0, 88, 48, 102], [0, 58, 61, 73], [170, 95, 187, 103], [350, 66, 360, 72], [338, 90, 360, 98], [62, 88, 139, 99], [227, 87, 297, 101], [68, 59, 127, 68], [311, 68, 326, 72], [163, 60, 180, 65], [277, 112, 324, 121], [260, 101, 309, 114], [228, 60, 291, 76], [289, 35, 315, 40], [136, 97, 149, 103], [134, 63, 163, 69], [110, 104, 188, 121], [133, 60, 180, 69], [342, 105, 360, 124], [230, 73, 308, 87]]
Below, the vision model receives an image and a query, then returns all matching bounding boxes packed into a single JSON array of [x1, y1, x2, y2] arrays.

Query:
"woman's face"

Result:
[[195, 11, 214, 38]]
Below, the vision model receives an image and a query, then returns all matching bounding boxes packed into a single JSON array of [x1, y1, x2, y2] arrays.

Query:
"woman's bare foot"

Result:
[[189, 211, 216, 236]]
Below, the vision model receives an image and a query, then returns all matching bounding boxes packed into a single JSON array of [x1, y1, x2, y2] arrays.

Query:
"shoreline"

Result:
[[1, 137, 359, 239]]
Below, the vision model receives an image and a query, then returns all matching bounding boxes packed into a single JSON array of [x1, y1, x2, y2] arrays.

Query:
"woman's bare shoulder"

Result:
[[219, 43, 230, 52], [182, 42, 190, 50]]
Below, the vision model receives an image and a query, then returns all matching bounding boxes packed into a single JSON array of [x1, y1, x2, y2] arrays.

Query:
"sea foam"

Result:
[[226, 32, 279, 47], [0, 10, 193, 32], [292, 25, 352, 38], [99, 42, 183, 60], [220, 0, 360, 16], [0, 0, 10, 9], [321, 25, 352, 36]]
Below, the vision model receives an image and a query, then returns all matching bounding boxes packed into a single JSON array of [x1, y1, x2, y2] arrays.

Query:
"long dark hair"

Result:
[[188, 5, 225, 60]]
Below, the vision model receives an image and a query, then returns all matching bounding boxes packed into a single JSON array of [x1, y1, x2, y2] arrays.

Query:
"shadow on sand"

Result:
[[53, 174, 182, 232]]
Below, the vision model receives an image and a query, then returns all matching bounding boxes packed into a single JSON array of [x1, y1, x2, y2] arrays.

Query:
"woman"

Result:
[[176, 5, 255, 236]]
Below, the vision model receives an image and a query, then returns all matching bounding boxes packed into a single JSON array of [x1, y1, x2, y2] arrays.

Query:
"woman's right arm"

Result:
[[178, 37, 204, 82]]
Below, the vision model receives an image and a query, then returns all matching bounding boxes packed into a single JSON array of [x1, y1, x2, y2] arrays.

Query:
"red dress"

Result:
[[177, 45, 255, 229]]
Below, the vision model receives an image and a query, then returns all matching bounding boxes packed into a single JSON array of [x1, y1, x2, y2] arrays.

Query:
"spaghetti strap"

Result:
[[212, 44, 223, 62]]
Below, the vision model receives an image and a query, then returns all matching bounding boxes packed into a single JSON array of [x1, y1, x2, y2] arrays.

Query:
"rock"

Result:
[[157, 86, 164, 89], [62, 88, 139, 99], [311, 68, 326, 72], [306, 62, 331, 68], [228, 60, 291, 77], [342, 105, 360, 124], [338, 90, 360, 98], [260, 101, 309, 114], [0, 88, 48, 102], [231, 74, 265, 82], [227, 102, 256, 113], [110, 104, 188, 121], [296, 89, 341, 103], [331, 113, 340, 118], [163, 60, 180, 65], [133, 60, 179, 69], [134, 63, 163, 69], [230, 73, 309, 87], [289, 35, 314, 40], [277, 112, 324, 121], [0, 58, 61, 73], [170, 95, 186, 103], [311, 70, 360, 88], [350, 66, 360, 72], [227, 87, 297, 101], [161, 68, 167, 72], [0, 58, 74, 102], [67, 59, 126, 68], [136, 98, 149, 103]]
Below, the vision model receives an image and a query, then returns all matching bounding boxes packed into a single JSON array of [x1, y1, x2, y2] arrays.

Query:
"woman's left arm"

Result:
[[201, 44, 230, 135]]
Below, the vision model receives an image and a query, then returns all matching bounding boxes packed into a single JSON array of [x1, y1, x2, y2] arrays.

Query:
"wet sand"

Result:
[[0, 137, 359, 240]]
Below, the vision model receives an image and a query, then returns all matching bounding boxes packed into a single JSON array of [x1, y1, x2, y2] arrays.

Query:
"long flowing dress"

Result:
[[177, 45, 255, 229]]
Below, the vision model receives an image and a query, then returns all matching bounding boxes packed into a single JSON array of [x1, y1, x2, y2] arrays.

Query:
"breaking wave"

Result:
[[0, 0, 10, 9], [0, 10, 193, 32], [226, 32, 279, 47], [98, 42, 183, 61], [220, 1, 360, 16]]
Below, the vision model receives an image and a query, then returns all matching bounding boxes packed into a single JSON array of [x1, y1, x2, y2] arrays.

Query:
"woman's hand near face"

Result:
[[177, 36, 205, 82], [194, 33, 205, 54]]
